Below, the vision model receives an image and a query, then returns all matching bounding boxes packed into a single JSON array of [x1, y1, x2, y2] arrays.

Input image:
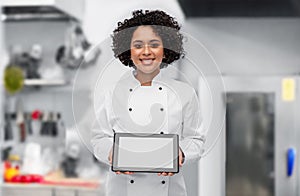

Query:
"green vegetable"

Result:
[[4, 65, 24, 94]]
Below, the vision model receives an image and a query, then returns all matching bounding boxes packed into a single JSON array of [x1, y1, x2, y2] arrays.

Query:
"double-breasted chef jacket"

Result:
[[91, 70, 205, 196]]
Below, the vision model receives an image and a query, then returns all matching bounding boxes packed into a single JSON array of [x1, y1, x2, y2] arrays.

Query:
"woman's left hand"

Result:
[[158, 148, 184, 176], [109, 148, 134, 175]]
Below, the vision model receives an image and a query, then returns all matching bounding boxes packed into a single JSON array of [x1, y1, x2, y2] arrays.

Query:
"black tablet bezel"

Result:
[[112, 133, 179, 173]]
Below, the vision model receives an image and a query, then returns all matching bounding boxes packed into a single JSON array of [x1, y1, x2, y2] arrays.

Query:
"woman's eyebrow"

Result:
[[149, 39, 162, 43], [131, 39, 162, 43], [131, 40, 143, 44]]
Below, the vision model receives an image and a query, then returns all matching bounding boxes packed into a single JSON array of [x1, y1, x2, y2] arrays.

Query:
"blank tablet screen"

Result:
[[112, 133, 179, 173]]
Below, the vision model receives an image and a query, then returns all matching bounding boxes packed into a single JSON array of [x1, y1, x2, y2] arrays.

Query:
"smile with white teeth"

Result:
[[140, 58, 155, 65]]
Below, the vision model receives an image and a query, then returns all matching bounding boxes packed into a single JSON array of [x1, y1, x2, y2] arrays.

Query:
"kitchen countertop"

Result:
[[1, 170, 101, 190]]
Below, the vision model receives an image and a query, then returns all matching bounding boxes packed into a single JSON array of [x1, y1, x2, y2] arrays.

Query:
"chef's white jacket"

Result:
[[91, 70, 205, 196]]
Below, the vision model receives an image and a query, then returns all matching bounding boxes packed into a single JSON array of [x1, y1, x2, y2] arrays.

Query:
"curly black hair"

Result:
[[112, 10, 184, 68]]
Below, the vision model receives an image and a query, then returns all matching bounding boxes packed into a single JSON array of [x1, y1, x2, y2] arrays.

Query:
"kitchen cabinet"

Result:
[[1, 183, 104, 196], [2, 185, 52, 196]]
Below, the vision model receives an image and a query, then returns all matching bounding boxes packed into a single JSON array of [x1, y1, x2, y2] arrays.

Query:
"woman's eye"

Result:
[[133, 44, 143, 49], [132, 43, 161, 49], [150, 43, 160, 48]]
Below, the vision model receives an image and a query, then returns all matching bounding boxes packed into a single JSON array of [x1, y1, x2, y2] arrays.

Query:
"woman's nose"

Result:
[[142, 45, 151, 55]]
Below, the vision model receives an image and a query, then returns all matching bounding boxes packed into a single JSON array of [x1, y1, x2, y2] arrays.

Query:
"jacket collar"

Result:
[[130, 70, 163, 85]]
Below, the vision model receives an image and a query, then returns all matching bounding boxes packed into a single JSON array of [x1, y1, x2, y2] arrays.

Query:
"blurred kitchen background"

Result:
[[0, 0, 300, 196]]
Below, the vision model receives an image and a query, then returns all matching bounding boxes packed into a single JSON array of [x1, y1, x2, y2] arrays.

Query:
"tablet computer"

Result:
[[112, 133, 179, 173]]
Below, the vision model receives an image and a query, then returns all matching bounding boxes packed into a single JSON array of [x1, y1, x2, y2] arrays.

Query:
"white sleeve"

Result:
[[180, 89, 206, 164], [91, 91, 114, 166]]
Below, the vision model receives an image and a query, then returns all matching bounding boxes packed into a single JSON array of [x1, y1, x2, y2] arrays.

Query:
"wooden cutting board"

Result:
[[42, 170, 100, 189]]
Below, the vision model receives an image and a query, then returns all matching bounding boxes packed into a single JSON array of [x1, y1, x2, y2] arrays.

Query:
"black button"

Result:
[[129, 108, 132, 111], [129, 88, 133, 92], [159, 87, 163, 90], [160, 108, 164, 111], [160, 132, 164, 134], [130, 180, 134, 184], [161, 180, 166, 184]]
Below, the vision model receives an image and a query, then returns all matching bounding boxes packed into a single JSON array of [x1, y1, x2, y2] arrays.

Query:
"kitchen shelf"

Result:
[[24, 79, 68, 86]]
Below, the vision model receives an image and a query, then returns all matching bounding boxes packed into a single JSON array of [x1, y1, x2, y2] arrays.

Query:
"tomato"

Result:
[[11, 175, 22, 183], [20, 174, 33, 183], [31, 174, 43, 183]]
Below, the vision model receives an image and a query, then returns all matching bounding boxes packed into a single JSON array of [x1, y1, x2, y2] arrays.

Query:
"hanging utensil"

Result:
[[31, 110, 42, 136], [16, 98, 26, 142], [40, 111, 49, 136], [25, 113, 33, 135], [51, 112, 58, 137], [4, 113, 13, 141]]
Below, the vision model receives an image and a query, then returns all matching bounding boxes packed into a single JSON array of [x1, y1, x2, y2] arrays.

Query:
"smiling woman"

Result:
[[91, 9, 205, 196]]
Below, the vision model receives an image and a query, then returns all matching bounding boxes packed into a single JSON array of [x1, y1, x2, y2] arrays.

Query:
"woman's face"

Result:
[[130, 26, 164, 77]]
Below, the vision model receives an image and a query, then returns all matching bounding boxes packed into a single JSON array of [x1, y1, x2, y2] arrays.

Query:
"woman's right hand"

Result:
[[108, 148, 134, 175], [108, 148, 113, 164]]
